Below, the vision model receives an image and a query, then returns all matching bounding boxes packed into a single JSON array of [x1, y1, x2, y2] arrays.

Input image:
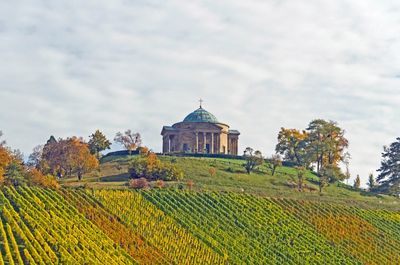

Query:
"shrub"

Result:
[[209, 167, 217, 177], [155, 180, 165, 189], [187, 180, 194, 190], [226, 167, 234, 173], [128, 152, 184, 181], [129, 178, 149, 189], [27, 168, 60, 189]]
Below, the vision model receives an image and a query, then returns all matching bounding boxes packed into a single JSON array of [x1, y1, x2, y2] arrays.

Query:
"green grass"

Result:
[[60, 154, 400, 211]]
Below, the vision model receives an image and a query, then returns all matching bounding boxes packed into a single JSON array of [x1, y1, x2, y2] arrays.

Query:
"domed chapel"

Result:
[[161, 101, 240, 155]]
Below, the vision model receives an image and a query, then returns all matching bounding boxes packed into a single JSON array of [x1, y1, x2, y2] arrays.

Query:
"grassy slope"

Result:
[[61, 155, 400, 211]]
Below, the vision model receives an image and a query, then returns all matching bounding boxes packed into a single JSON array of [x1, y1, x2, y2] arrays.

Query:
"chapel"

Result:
[[161, 102, 240, 155]]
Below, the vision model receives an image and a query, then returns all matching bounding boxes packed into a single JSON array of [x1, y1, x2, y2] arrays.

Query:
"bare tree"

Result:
[[114, 130, 142, 155]]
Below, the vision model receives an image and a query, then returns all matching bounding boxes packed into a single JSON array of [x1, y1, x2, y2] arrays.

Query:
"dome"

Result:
[[183, 107, 219, 123]]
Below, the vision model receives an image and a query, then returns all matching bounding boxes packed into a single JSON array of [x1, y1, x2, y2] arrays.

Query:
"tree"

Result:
[[306, 119, 349, 174], [376, 138, 400, 195], [68, 137, 99, 181], [88, 130, 111, 159], [114, 130, 142, 155], [343, 152, 351, 185], [367, 173, 375, 191], [243, 147, 264, 174], [354, 175, 361, 189], [268, 154, 282, 176], [4, 160, 26, 186], [295, 166, 307, 191], [27, 145, 44, 169], [0, 145, 12, 185], [0, 131, 6, 147], [276, 128, 308, 166], [41, 136, 98, 181]]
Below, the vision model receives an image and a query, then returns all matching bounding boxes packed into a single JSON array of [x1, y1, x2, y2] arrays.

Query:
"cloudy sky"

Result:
[[1, 0, 400, 185]]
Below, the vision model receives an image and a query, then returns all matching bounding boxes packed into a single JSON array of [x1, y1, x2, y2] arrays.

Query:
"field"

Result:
[[0, 186, 400, 264], [1, 155, 399, 264]]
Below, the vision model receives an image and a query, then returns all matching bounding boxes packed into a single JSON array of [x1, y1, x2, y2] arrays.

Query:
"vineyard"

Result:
[[0, 187, 399, 264]]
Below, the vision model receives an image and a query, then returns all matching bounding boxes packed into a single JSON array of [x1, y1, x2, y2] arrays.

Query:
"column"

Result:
[[203, 132, 206, 153], [211, 133, 214, 154], [195, 132, 199, 153], [168, 136, 171, 153]]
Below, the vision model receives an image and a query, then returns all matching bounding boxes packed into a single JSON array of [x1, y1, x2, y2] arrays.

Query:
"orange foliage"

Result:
[[27, 168, 60, 189], [0, 146, 12, 186], [208, 167, 217, 177], [129, 178, 149, 189], [42, 137, 98, 180]]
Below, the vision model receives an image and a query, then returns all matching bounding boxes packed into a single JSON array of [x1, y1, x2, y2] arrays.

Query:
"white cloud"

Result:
[[1, 0, 400, 186]]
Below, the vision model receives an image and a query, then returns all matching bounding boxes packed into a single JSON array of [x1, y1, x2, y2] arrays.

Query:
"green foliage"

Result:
[[243, 147, 263, 174], [367, 173, 376, 191], [128, 153, 184, 181], [377, 138, 400, 195], [4, 161, 27, 186], [88, 130, 111, 159], [354, 175, 361, 189]]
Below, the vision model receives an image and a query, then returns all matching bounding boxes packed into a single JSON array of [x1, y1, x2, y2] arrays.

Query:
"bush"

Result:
[[226, 167, 234, 173], [27, 168, 60, 189], [209, 167, 217, 177], [187, 180, 194, 190], [128, 152, 184, 181], [155, 180, 165, 189], [129, 178, 149, 189]]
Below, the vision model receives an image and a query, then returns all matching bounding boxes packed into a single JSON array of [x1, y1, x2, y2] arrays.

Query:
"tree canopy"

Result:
[[376, 138, 400, 195], [243, 147, 264, 174], [41, 136, 98, 180], [88, 130, 111, 159]]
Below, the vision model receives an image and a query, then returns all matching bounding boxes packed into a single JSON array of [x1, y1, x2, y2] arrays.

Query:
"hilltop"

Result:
[[61, 154, 400, 211]]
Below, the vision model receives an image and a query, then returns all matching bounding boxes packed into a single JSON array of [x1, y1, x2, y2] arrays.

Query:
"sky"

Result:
[[1, 0, 400, 186]]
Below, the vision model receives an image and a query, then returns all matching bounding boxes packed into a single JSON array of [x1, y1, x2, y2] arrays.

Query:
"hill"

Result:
[[1, 186, 400, 264], [62, 155, 400, 211]]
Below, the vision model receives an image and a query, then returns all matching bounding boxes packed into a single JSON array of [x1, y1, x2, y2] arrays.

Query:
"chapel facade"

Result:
[[161, 103, 240, 155]]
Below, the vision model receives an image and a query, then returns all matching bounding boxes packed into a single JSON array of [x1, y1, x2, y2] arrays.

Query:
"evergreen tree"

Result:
[[367, 173, 376, 191], [354, 175, 361, 189], [377, 137, 400, 195]]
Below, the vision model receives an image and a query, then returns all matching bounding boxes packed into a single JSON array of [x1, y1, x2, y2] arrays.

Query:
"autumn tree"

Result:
[[243, 147, 264, 174], [26, 168, 59, 189], [376, 138, 400, 195], [68, 137, 99, 181], [41, 136, 98, 181], [27, 145, 44, 169], [268, 154, 282, 176], [0, 145, 12, 186], [88, 130, 111, 159], [114, 130, 142, 155], [276, 128, 308, 166], [354, 175, 361, 189], [0, 132, 25, 186]]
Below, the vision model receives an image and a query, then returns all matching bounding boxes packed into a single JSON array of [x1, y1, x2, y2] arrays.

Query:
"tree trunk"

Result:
[[78, 172, 82, 181]]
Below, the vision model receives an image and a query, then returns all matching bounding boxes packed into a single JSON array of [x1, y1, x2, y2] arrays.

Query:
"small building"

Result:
[[161, 104, 240, 155]]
